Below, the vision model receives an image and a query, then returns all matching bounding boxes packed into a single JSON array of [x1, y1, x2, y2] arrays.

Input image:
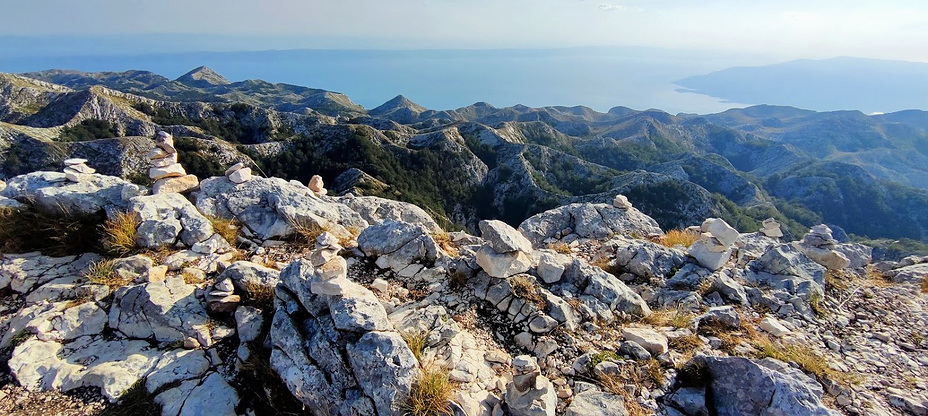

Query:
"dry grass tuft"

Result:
[[103, 211, 140, 255], [752, 335, 863, 387], [509, 275, 546, 309], [808, 292, 828, 318], [642, 308, 694, 329], [402, 366, 454, 416], [599, 373, 650, 416], [208, 215, 241, 245], [657, 229, 699, 248], [863, 266, 892, 288], [244, 281, 276, 309], [547, 241, 571, 254], [84, 259, 133, 288], [668, 333, 703, 355], [431, 231, 459, 257], [1, 206, 107, 255], [921, 277, 928, 294], [403, 330, 429, 363], [182, 270, 205, 285], [287, 217, 327, 246], [825, 270, 850, 290]]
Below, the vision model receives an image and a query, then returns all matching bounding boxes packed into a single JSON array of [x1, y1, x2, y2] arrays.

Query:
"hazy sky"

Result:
[[2, 0, 928, 61]]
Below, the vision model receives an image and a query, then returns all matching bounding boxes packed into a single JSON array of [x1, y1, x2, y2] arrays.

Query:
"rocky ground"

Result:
[[0, 164, 927, 416]]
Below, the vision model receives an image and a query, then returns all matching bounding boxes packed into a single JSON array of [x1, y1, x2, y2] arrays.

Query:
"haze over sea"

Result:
[[0, 43, 755, 114]]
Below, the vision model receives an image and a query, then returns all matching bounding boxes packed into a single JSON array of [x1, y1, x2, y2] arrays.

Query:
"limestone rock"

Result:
[[702, 218, 740, 247], [476, 246, 532, 278], [612, 194, 632, 209], [760, 218, 784, 238], [340, 195, 442, 234], [224, 162, 246, 176], [687, 238, 732, 271], [129, 192, 214, 248], [193, 176, 366, 241], [228, 167, 252, 184], [1, 171, 145, 216], [149, 163, 187, 180], [680, 356, 839, 416], [518, 203, 662, 245], [217, 261, 281, 292], [565, 390, 627, 416], [358, 220, 441, 272], [479, 219, 533, 254], [108, 276, 210, 344], [622, 327, 668, 356], [347, 331, 420, 416], [153, 174, 199, 194]]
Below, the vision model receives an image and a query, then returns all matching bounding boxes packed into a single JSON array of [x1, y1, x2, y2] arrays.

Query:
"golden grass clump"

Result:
[[668, 333, 703, 355], [921, 277, 928, 294], [752, 335, 863, 387], [599, 373, 650, 416], [658, 229, 699, 249], [103, 211, 140, 255], [642, 308, 694, 329], [287, 216, 328, 246], [547, 241, 572, 254], [244, 281, 276, 309], [509, 275, 546, 309], [402, 330, 429, 363], [84, 258, 133, 288], [208, 215, 241, 245], [431, 231, 460, 258], [182, 270, 205, 285], [402, 366, 454, 416]]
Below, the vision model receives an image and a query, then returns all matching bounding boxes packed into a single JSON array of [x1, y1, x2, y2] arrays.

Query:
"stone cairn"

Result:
[[225, 162, 253, 184], [475, 219, 534, 279], [308, 174, 327, 197], [687, 218, 740, 271], [613, 194, 632, 209], [796, 224, 850, 270], [760, 218, 784, 239], [206, 278, 239, 313], [148, 131, 199, 194], [504, 355, 556, 416], [63, 158, 94, 182]]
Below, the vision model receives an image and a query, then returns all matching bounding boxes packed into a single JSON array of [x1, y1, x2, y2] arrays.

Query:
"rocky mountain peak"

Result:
[[370, 95, 426, 115], [175, 66, 230, 87]]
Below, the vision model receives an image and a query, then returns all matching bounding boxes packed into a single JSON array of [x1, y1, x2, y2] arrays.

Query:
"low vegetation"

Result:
[[642, 308, 695, 329], [84, 259, 132, 288], [1, 206, 106, 255], [657, 229, 699, 248], [244, 281, 276, 310], [287, 217, 327, 247], [208, 215, 241, 245], [547, 241, 571, 254], [103, 211, 140, 255], [509, 275, 545, 309], [597, 361, 660, 416], [431, 231, 459, 257], [402, 366, 454, 416], [402, 330, 429, 364], [752, 336, 863, 387], [58, 119, 118, 142]]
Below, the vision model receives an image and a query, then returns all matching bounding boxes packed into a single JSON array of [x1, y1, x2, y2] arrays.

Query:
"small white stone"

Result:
[[371, 278, 389, 293], [63, 158, 88, 166], [150, 153, 178, 168], [613, 194, 632, 209], [228, 167, 252, 184], [224, 162, 246, 176], [149, 163, 186, 180]]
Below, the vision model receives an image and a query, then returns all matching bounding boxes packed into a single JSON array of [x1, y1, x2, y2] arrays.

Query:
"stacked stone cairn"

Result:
[[760, 217, 784, 239], [612, 194, 632, 209], [308, 174, 327, 196], [475, 219, 534, 278], [796, 224, 850, 270], [687, 218, 740, 271], [206, 278, 240, 313], [149, 131, 199, 194], [63, 158, 94, 182], [504, 355, 556, 416], [224, 162, 253, 184]]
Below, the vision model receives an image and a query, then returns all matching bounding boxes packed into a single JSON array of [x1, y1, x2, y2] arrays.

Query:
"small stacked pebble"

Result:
[[206, 278, 240, 313], [612, 194, 632, 209], [63, 158, 94, 182], [504, 355, 557, 416], [225, 162, 253, 184], [760, 217, 784, 238], [796, 224, 850, 270], [310, 232, 343, 266], [308, 174, 327, 196], [687, 217, 740, 271], [149, 131, 199, 194]]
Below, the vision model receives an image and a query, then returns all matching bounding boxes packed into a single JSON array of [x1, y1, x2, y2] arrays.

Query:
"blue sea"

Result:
[[0, 43, 756, 114]]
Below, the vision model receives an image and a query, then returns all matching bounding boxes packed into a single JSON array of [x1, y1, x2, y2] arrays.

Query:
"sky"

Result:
[[2, 0, 928, 62]]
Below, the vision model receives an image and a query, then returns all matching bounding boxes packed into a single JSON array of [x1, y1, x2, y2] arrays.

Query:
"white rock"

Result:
[[63, 158, 88, 166], [759, 316, 790, 337], [150, 153, 178, 168], [702, 218, 740, 247], [371, 278, 390, 293], [475, 246, 532, 278], [228, 167, 252, 184], [613, 194, 632, 209], [308, 175, 325, 193], [147, 148, 170, 159], [224, 162, 246, 176], [622, 327, 669, 356], [687, 239, 732, 271], [149, 163, 186, 180], [152, 174, 199, 194], [536, 252, 567, 284]]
